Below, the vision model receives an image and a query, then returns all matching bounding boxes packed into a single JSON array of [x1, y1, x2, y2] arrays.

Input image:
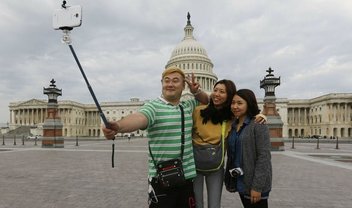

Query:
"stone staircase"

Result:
[[4, 126, 32, 137]]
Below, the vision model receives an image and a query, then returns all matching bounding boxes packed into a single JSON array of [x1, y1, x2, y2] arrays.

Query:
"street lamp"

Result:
[[260, 67, 284, 151], [43, 79, 62, 103], [42, 79, 64, 148]]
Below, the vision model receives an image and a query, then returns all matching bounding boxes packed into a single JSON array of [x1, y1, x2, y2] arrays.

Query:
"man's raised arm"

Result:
[[102, 112, 148, 140]]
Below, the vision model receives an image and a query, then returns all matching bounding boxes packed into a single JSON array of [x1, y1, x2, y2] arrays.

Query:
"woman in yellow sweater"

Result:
[[192, 79, 235, 208]]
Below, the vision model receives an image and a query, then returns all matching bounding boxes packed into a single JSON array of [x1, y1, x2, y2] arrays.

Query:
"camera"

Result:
[[229, 167, 244, 178], [53, 5, 82, 30]]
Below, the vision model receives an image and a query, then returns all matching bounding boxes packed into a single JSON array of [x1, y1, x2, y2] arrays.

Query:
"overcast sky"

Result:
[[0, 0, 351, 124]]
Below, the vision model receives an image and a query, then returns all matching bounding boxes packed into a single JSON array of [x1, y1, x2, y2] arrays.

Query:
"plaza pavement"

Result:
[[0, 137, 352, 208]]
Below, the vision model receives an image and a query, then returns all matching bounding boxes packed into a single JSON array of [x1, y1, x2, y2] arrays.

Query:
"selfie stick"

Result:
[[61, 31, 116, 168], [58, 0, 115, 167]]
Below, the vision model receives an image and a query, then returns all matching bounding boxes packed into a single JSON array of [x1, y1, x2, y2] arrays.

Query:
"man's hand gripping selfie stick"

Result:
[[56, 1, 116, 168]]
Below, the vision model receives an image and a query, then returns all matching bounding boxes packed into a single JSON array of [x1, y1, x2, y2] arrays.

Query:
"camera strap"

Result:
[[148, 104, 185, 168]]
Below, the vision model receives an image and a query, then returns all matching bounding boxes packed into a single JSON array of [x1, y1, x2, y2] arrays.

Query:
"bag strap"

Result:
[[180, 105, 185, 158], [221, 121, 226, 143], [148, 104, 185, 168], [221, 121, 226, 156]]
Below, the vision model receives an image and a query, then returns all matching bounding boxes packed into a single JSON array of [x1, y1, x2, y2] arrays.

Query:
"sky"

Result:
[[0, 0, 351, 124]]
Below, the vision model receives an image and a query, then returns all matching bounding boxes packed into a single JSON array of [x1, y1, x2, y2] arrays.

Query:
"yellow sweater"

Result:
[[192, 105, 232, 146]]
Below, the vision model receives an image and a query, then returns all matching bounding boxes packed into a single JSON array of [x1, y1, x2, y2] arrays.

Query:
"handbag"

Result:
[[193, 122, 226, 172], [148, 105, 186, 190], [156, 158, 185, 189], [224, 158, 237, 192]]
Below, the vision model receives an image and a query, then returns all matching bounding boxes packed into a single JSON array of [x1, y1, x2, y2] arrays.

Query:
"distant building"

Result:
[[8, 93, 352, 138], [7, 14, 352, 138], [285, 93, 352, 138], [8, 98, 145, 137]]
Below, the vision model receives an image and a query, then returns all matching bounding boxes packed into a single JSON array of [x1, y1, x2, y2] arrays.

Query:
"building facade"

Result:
[[8, 94, 352, 138], [8, 98, 146, 137], [286, 93, 352, 138]]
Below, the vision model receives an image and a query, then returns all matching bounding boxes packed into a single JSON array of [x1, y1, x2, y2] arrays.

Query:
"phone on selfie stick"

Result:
[[53, 1, 116, 168]]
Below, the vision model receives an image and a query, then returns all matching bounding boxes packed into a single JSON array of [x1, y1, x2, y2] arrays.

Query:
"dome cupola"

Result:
[[166, 13, 218, 95]]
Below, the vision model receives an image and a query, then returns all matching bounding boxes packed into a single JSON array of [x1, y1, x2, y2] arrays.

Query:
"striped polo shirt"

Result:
[[139, 97, 198, 180]]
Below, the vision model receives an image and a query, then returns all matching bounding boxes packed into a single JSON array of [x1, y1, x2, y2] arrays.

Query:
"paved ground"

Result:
[[1, 137, 352, 208]]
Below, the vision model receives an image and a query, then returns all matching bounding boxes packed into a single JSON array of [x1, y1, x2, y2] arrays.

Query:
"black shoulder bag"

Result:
[[148, 105, 186, 189]]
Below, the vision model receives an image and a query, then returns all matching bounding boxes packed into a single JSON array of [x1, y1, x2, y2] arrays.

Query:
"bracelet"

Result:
[[192, 89, 202, 96]]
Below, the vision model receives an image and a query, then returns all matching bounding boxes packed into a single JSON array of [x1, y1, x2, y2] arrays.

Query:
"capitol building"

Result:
[[7, 14, 352, 139]]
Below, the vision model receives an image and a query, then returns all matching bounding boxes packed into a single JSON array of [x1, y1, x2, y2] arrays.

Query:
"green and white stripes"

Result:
[[140, 98, 198, 179]]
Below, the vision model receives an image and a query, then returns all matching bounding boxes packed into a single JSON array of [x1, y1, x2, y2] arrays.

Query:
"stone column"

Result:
[[262, 96, 284, 151], [42, 106, 64, 148]]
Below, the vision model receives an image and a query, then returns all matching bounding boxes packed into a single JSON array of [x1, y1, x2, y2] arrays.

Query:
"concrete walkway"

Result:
[[0, 138, 351, 208]]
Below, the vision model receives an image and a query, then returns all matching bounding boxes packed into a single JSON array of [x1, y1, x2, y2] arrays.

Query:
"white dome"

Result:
[[165, 13, 218, 95], [171, 38, 209, 58]]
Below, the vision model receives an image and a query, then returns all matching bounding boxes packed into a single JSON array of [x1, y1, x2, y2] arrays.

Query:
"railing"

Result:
[[285, 137, 352, 150]]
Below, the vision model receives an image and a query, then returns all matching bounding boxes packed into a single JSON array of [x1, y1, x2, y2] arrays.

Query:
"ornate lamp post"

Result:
[[260, 67, 284, 151], [42, 79, 64, 148]]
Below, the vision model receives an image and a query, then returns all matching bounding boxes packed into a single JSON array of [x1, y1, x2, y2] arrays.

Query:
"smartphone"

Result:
[[53, 5, 82, 30]]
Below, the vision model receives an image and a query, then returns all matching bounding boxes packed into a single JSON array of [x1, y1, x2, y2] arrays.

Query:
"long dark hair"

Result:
[[200, 79, 236, 124], [235, 89, 260, 118]]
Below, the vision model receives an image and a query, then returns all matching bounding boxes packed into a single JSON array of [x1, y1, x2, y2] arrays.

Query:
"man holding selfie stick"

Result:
[[53, 1, 209, 206], [102, 67, 209, 208]]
